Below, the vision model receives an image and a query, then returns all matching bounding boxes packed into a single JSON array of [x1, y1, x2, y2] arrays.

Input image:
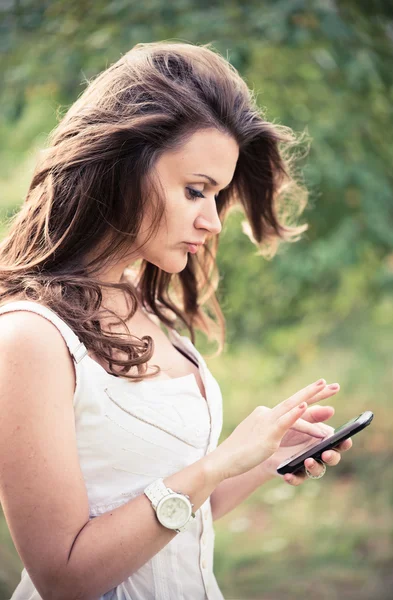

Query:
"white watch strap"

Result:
[[144, 478, 172, 509]]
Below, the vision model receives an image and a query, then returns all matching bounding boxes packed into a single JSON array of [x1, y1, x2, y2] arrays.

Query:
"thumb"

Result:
[[302, 405, 335, 424]]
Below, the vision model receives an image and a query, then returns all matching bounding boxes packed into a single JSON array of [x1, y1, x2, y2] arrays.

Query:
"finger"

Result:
[[335, 437, 353, 452], [306, 383, 340, 407], [284, 471, 307, 486], [304, 457, 328, 474], [274, 379, 326, 418], [302, 405, 335, 424], [299, 406, 335, 438], [274, 401, 309, 437], [320, 450, 341, 466], [290, 416, 327, 438]]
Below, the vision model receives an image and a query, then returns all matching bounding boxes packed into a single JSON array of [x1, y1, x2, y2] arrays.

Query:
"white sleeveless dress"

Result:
[[0, 300, 225, 600]]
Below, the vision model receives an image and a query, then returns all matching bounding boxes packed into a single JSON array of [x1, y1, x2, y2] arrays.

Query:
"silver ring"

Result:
[[305, 459, 327, 479]]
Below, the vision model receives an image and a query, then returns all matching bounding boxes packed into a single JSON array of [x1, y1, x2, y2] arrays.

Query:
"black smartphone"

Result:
[[276, 410, 374, 476]]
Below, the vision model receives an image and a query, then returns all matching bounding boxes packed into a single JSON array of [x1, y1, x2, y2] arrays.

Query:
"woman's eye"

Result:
[[185, 187, 219, 202], [185, 187, 205, 201]]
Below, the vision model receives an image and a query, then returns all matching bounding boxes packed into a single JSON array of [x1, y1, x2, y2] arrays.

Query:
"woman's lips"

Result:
[[185, 242, 201, 254]]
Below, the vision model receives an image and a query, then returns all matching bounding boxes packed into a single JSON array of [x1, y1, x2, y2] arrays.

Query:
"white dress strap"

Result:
[[0, 300, 88, 364]]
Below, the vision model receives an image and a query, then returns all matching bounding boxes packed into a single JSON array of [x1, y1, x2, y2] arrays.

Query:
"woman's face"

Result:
[[91, 128, 239, 283], [134, 127, 239, 273]]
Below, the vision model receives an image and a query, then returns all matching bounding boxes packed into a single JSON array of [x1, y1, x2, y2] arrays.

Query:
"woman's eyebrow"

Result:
[[191, 173, 231, 189]]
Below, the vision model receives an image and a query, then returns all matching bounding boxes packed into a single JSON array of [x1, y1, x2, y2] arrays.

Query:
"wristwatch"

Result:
[[144, 478, 196, 533]]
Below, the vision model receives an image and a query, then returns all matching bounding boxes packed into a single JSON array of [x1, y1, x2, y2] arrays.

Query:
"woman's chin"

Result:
[[149, 254, 189, 274]]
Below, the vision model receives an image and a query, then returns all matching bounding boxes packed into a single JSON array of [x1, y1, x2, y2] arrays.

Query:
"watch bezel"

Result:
[[156, 492, 192, 529]]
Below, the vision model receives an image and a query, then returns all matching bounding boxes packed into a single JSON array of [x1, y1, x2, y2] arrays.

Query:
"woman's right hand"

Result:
[[206, 378, 329, 481]]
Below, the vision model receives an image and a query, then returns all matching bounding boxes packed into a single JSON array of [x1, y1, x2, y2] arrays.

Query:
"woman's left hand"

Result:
[[259, 385, 353, 485]]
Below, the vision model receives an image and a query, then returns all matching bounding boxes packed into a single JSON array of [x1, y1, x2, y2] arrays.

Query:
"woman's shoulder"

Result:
[[0, 301, 86, 392], [0, 303, 58, 339], [0, 304, 71, 355], [0, 307, 77, 390]]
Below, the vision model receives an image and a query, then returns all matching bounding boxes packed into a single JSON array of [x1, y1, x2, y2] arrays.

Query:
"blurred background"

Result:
[[0, 1, 392, 598]]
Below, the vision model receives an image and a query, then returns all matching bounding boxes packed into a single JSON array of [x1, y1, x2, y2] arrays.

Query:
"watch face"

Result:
[[157, 495, 192, 529]]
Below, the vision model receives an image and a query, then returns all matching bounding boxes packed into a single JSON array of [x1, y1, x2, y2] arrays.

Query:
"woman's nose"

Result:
[[195, 204, 222, 236]]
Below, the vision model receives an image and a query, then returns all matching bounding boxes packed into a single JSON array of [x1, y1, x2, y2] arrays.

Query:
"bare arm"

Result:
[[210, 464, 274, 522], [66, 457, 220, 600]]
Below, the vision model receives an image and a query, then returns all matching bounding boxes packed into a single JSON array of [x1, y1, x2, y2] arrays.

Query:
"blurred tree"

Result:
[[215, 0, 393, 351]]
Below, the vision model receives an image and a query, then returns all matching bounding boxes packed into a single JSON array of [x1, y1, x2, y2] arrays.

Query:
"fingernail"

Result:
[[316, 378, 326, 386], [328, 383, 339, 390]]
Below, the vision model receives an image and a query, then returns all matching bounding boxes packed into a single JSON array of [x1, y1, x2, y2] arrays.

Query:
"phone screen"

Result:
[[333, 415, 359, 434]]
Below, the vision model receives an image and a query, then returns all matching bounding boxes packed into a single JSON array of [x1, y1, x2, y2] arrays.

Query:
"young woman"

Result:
[[0, 41, 352, 600]]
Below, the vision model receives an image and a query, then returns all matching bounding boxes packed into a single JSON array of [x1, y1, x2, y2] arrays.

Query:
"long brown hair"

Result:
[[0, 41, 309, 381]]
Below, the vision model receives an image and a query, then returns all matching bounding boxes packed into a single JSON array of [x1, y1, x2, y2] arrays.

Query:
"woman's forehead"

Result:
[[155, 129, 239, 186]]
